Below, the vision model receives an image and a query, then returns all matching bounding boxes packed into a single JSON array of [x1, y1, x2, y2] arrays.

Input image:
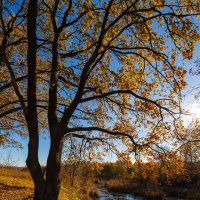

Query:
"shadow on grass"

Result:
[[0, 182, 29, 190], [0, 182, 34, 199]]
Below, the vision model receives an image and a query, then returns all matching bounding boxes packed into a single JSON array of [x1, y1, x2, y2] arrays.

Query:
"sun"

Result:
[[188, 103, 200, 119]]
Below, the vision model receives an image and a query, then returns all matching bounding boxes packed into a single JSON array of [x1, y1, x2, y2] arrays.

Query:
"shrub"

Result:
[[143, 190, 163, 200], [88, 189, 99, 199]]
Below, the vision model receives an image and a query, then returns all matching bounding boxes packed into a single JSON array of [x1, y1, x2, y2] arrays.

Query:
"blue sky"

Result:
[[0, 1, 200, 167]]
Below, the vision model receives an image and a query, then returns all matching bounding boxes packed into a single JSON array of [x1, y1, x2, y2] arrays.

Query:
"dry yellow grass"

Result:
[[0, 167, 34, 200], [0, 167, 92, 200]]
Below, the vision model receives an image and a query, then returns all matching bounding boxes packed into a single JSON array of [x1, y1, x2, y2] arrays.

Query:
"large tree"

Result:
[[0, 0, 200, 199]]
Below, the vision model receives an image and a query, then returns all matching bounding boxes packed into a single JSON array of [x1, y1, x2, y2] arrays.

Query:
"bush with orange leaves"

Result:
[[132, 151, 190, 186]]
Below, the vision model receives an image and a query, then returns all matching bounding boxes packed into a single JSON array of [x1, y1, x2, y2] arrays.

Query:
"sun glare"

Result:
[[188, 103, 200, 118]]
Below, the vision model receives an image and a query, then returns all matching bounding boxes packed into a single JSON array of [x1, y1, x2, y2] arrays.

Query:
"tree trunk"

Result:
[[26, 131, 46, 200], [26, 0, 45, 197], [27, 170, 45, 200], [27, 131, 64, 200], [26, 154, 45, 199], [44, 134, 64, 200]]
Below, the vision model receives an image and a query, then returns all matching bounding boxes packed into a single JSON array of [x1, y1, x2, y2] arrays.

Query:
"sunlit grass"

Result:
[[0, 167, 33, 199], [59, 174, 96, 200], [0, 167, 95, 200]]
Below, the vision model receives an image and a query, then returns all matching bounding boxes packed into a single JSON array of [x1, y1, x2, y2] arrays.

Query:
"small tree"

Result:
[[0, 151, 18, 167]]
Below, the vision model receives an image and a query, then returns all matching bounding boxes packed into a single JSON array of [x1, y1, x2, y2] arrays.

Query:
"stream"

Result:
[[98, 187, 143, 200], [98, 187, 178, 200]]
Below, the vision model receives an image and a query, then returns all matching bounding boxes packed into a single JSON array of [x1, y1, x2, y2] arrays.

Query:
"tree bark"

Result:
[[44, 133, 64, 200], [26, 153, 45, 200], [26, 0, 46, 199], [27, 132, 64, 200]]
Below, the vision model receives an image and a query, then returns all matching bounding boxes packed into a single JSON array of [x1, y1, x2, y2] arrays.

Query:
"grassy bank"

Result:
[[0, 167, 98, 200]]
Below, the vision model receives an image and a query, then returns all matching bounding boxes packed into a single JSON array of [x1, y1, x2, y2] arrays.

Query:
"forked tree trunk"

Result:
[[27, 134, 64, 200]]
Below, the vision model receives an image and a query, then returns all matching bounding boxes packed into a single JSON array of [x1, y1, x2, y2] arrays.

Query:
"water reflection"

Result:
[[99, 188, 143, 200], [98, 188, 177, 200]]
